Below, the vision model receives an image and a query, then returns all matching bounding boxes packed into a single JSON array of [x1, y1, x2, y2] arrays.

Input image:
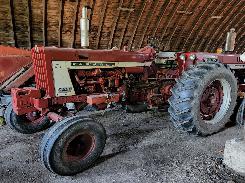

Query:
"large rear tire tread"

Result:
[[41, 115, 106, 176], [169, 61, 237, 136]]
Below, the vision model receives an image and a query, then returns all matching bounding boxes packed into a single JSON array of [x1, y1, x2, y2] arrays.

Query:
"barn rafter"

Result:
[[0, 0, 244, 53]]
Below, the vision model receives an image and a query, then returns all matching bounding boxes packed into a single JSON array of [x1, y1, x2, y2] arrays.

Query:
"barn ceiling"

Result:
[[0, 0, 244, 53]]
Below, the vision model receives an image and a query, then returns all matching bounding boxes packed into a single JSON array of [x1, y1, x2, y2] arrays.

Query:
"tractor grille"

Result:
[[32, 46, 54, 97]]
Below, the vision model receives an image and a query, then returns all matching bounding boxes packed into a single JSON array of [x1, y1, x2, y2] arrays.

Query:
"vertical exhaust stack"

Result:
[[225, 28, 237, 52], [80, 6, 89, 48]]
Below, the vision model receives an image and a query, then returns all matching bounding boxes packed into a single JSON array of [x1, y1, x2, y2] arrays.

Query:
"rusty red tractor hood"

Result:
[[0, 46, 33, 93]]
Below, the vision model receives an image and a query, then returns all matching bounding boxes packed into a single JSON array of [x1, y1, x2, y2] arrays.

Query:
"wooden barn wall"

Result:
[[0, 0, 13, 45], [0, 0, 244, 53]]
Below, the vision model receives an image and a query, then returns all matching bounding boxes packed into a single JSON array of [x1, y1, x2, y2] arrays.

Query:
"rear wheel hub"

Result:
[[200, 80, 223, 120]]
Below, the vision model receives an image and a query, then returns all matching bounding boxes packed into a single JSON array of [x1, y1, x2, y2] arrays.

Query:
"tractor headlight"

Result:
[[179, 54, 186, 61], [189, 54, 196, 61]]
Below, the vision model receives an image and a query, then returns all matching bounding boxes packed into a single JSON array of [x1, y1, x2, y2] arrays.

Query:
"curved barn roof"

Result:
[[0, 0, 244, 53]]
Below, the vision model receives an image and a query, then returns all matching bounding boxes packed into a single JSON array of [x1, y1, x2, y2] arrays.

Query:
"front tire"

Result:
[[41, 115, 106, 175], [5, 103, 50, 134], [168, 62, 237, 135]]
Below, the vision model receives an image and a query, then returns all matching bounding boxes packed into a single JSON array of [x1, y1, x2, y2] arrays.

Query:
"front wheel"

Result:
[[168, 62, 237, 135], [41, 115, 106, 175], [5, 103, 50, 134]]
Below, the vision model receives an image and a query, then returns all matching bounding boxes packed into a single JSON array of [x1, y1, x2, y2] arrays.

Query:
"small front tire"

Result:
[[5, 103, 50, 134]]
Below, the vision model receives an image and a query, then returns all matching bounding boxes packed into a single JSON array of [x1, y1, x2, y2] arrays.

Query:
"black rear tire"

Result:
[[230, 98, 243, 123], [41, 115, 106, 175], [235, 98, 245, 126], [168, 62, 237, 135], [5, 103, 50, 134]]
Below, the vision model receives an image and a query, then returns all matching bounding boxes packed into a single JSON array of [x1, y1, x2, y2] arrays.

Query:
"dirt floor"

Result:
[[0, 109, 244, 183]]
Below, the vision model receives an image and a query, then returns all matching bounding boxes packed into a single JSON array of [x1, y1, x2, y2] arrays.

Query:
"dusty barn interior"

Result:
[[0, 0, 245, 182]]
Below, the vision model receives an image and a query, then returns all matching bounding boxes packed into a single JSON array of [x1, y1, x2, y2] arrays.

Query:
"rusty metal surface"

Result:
[[87, 93, 120, 105], [0, 56, 32, 85], [0, 46, 32, 87], [2, 65, 34, 92], [41, 46, 156, 62], [0, 46, 30, 56]]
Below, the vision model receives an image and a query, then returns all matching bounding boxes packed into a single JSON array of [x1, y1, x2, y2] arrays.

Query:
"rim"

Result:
[[64, 132, 95, 161], [200, 79, 231, 124]]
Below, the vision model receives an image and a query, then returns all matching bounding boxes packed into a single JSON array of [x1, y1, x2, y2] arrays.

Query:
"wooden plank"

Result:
[[9, 0, 17, 47], [128, 0, 147, 50], [117, 0, 135, 49], [71, 0, 80, 48], [42, 0, 47, 46], [195, 0, 239, 51], [237, 38, 245, 53], [177, 0, 215, 50], [205, 2, 244, 52], [138, 0, 160, 48], [235, 28, 245, 53], [166, 0, 195, 50], [95, 0, 109, 49], [58, 0, 64, 47], [27, 0, 33, 48], [152, 0, 171, 37], [158, 0, 182, 50], [108, 0, 124, 49], [89, 0, 96, 29]]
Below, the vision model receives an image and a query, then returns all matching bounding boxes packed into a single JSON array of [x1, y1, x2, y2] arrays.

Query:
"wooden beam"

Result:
[[207, 3, 245, 52], [196, 0, 239, 51], [108, 0, 124, 49], [232, 35, 244, 54], [152, 0, 171, 37], [240, 46, 245, 54], [9, 0, 17, 47], [236, 30, 245, 53], [166, 0, 197, 50], [138, 0, 160, 48], [42, 0, 47, 46], [158, 0, 182, 50], [58, 0, 64, 47], [95, 0, 109, 49], [204, 1, 243, 51], [71, 0, 80, 48], [27, 0, 33, 48], [89, 0, 96, 29], [183, 0, 221, 51], [177, 0, 214, 50], [117, 0, 135, 49], [237, 38, 245, 53], [128, 0, 147, 50]]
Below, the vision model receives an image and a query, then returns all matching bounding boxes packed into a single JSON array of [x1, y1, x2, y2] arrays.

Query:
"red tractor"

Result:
[[169, 52, 243, 135], [0, 46, 34, 124], [5, 45, 244, 175]]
